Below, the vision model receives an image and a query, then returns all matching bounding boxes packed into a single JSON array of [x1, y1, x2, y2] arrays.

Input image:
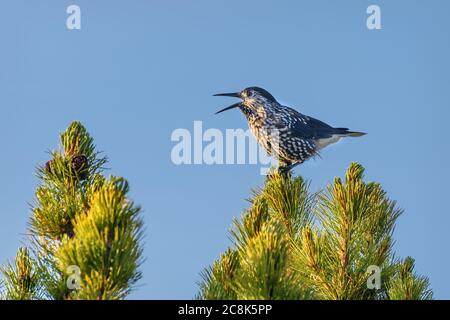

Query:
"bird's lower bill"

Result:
[[215, 102, 241, 114]]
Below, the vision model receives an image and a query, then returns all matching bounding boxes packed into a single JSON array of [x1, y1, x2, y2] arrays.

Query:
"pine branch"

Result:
[[1, 121, 144, 300], [293, 163, 403, 299], [0, 248, 40, 300], [199, 163, 433, 300], [386, 257, 433, 300], [55, 177, 143, 300], [199, 171, 313, 300]]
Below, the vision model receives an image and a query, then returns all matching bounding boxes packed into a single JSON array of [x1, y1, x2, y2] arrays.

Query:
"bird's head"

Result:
[[214, 87, 277, 115]]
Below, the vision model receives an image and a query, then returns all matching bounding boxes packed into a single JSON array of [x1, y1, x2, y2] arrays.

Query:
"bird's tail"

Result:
[[334, 127, 367, 137]]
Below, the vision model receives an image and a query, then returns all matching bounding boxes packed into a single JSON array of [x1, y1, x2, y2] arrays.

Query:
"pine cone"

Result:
[[45, 160, 54, 174], [71, 154, 88, 180]]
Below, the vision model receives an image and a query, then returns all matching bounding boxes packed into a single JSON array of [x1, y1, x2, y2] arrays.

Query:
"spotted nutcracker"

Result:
[[214, 87, 366, 173]]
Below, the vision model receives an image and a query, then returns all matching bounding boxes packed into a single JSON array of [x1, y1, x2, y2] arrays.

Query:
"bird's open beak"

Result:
[[214, 92, 242, 114]]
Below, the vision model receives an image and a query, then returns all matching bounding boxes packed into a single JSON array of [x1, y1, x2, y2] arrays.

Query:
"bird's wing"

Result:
[[265, 116, 318, 162], [278, 106, 337, 140]]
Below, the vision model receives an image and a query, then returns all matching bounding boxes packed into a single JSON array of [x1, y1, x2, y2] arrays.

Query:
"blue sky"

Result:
[[1, 0, 449, 299]]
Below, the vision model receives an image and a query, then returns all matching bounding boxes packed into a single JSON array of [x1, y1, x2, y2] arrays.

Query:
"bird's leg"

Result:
[[278, 166, 291, 178], [278, 161, 301, 177], [278, 162, 292, 177]]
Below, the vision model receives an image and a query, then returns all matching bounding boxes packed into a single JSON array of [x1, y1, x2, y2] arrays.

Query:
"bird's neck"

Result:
[[240, 100, 277, 124], [240, 104, 264, 123]]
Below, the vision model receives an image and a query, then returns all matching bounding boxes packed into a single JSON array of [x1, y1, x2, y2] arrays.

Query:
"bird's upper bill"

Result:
[[213, 92, 242, 114], [213, 92, 241, 98]]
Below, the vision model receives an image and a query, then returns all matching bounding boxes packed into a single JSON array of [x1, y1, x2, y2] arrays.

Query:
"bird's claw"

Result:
[[277, 165, 292, 178]]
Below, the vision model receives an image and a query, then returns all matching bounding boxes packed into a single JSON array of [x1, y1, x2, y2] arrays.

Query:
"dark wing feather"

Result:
[[280, 106, 337, 139]]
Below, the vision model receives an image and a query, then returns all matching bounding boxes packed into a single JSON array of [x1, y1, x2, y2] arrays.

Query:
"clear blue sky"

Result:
[[1, 0, 449, 299]]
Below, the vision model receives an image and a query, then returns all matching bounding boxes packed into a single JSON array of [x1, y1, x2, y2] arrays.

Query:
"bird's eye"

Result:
[[245, 90, 252, 97]]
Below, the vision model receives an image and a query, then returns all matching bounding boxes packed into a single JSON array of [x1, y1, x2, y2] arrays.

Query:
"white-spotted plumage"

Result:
[[215, 87, 366, 171]]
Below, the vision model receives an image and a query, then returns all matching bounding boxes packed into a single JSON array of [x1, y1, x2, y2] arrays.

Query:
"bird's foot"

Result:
[[277, 165, 292, 178], [277, 162, 301, 177], [265, 166, 290, 181]]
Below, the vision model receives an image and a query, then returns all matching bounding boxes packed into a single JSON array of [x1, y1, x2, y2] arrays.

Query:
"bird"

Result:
[[214, 86, 366, 173]]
